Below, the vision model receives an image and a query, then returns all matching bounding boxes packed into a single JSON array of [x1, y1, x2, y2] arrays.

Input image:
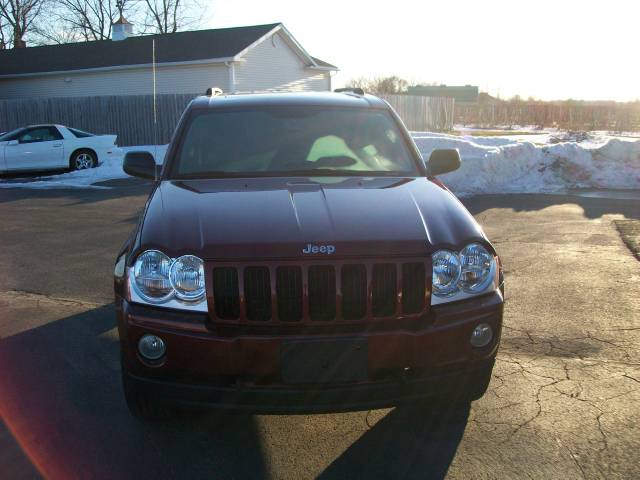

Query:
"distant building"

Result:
[[0, 22, 337, 99], [407, 85, 479, 104]]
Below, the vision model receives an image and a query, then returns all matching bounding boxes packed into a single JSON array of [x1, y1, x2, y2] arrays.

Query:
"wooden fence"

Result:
[[455, 101, 640, 132], [0, 92, 455, 146], [0, 94, 195, 146], [379, 94, 455, 132]]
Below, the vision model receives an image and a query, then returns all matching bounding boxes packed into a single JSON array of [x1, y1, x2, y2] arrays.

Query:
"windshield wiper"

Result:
[[270, 169, 363, 176], [275, 170, 410, 177], [171, 170, 411, 180]]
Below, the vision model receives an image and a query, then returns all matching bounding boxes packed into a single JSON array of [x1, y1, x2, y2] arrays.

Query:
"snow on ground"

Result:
[[1, 133, 639, 195], [0, 145, 167, 189], [414, 132, 640, 196]]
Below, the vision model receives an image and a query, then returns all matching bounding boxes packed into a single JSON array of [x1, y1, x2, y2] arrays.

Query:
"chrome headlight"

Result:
[[459, 243, 494, 293], [169, 255, 205, 301], [129, 250, 207, 311], [432, 243, 497, 304], [133, 250, 173, 302], [432, 250, 461, 297]]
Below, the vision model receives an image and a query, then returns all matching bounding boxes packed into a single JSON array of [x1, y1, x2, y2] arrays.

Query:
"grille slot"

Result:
[[308, 265, 336, 321], [212, 267, 240, 319], [341, 264, 367, 320], [276, 266, 303, 322], [244, 267, 271, 321], [402, 262, 426, 314], [371, 263, 397, 317]]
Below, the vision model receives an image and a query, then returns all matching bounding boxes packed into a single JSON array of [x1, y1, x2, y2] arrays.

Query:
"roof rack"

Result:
[[334, 87, 364, 95], [205, 87, 224, 97]]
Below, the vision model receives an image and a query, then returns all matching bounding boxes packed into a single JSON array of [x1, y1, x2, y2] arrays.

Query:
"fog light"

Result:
[[470, 323, 493, 348], [138, 334, 166, 360]]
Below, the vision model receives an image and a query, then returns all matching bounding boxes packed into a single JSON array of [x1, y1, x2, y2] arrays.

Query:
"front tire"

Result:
[[122, 370, 172, 421], [452, 361, 494, 403], [70, 150, 97, 170], [401, 361, 495, 415]]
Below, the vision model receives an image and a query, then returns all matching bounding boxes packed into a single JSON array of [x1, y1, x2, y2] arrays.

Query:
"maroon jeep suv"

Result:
[[115, 90, 504, 419]]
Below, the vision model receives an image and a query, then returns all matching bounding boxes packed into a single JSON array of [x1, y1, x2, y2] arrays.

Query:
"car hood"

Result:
[[137, 176, 488, 260]]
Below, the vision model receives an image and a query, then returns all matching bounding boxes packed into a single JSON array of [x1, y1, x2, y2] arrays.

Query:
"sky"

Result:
[[204, 0, 639, 102]]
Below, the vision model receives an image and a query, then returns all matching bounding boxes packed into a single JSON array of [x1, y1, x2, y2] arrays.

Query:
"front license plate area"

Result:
[[281, 338, 368, 384]]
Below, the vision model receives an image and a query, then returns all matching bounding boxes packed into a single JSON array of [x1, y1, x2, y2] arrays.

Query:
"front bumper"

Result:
[[117, 291, 503, 412], [124, 359, 495, 414]]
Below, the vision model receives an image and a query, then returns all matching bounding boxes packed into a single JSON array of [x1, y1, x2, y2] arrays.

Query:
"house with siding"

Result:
[[0, 22, 337, 99]]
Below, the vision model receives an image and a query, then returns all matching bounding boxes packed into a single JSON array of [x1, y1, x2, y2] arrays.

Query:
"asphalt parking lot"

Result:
[[0, 181, 638, 480]]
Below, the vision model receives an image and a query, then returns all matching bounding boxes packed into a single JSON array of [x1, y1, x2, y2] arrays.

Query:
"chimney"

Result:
[[112, 15, 133, 41]]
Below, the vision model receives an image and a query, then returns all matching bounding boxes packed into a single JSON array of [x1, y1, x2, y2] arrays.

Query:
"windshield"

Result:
[[170, 107, 420, 178]]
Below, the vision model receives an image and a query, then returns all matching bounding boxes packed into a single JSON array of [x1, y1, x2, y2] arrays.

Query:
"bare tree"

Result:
[[141, 0, 202, 34], [32, 17, 82, 44], [0, 14, 11, 48], [345, 77, 368, 91], [346, 76, 408, 95], [0, 0, 48, 47], [47, 0, 133, 41], [3, 0, 205, 47], [39, 0, 202, 44]]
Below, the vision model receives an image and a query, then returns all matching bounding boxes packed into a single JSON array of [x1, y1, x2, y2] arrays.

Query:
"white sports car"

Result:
[[0, 124, 118, 173]]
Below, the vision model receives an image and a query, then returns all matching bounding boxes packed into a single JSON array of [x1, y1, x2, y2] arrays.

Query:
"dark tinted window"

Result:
[[68, 127, 95, 138], [172, 107, 418, 178], [0, 128, 25, 141], [18, 127, 63, 143]]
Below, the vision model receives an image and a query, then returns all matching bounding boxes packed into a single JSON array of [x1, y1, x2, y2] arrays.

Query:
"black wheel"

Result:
[[459, 364, 493, 402], [396, 397, 471, 425], [402, 362, 495, 414], [70, 149, 97, 170], [122, 370, 172, 421]]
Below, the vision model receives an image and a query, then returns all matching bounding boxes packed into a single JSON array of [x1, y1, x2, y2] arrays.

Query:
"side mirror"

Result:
[[6, 139, 18, 146], [427, 149, 461, 176], [123, 151, 158, 180]]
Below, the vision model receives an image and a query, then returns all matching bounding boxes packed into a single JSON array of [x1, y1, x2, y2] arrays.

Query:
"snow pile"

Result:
[[413, 133, 640, 196], [0, 145, 167, 189], [548, 131, 595, 144], [1, 133, 639, 194]]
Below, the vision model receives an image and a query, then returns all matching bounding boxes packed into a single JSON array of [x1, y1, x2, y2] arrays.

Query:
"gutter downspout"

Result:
[[225, 61, 236, 94]]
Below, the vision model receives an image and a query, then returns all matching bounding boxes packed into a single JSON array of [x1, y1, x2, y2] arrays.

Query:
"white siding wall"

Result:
[[234, 32, 331, 93], [0, 62, 230, 99]]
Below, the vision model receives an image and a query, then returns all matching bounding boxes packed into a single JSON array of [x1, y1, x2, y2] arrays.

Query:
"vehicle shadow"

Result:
[[0, 299, 472, 480], [0, 177, 152, 206], [0, 304, 268, 480], [462, 192, 640, 220], [0, 168, 71, 178], [318, 403, 470, 480]]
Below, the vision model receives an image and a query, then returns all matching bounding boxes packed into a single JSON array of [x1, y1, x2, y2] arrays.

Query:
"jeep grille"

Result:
[[209, 259, 430, 324]]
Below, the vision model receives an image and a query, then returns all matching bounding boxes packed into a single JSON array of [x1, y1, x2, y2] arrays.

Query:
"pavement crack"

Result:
[[0, 289, 101, 308], [595, 413, 610, 454], [622, 374, 640, 384], [556, 437, 588, 479], [581, 333, 624, 349], [604, 326, 640, 332]]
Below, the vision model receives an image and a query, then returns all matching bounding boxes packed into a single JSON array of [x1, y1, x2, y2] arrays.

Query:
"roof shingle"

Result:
[[0, 23, 284, 76]]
